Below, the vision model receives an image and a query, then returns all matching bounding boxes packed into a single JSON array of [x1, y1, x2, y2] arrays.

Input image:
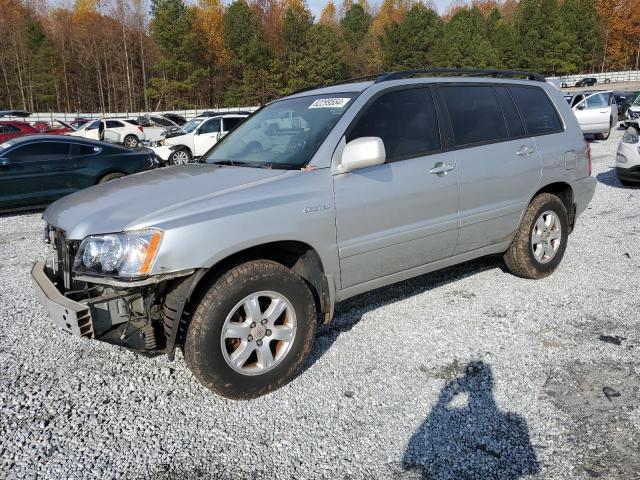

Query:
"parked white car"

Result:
[[616, 127, 640, 186], [135, 115, 181, 142], [571, 91, 618, 140], [66, 119, 145, 147], [150, 113, 248, 165]]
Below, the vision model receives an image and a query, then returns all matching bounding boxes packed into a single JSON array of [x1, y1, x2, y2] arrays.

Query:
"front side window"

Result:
[[584, 93, 608, 109], [347, 88, 441, 162], [199, 118, 221, 134], [9, 142, 70, 162], [203, 93, 357, 168], [84, 121, 101, 131], [1, 124, 20, 133], [441, 86, 508, 146], [509, 86, 563, 136]]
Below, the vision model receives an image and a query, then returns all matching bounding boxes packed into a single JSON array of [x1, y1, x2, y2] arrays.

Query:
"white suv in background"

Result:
[[66, 119, 145, 148], [571, 91, 618, 140], [150, 113, 248, 165]]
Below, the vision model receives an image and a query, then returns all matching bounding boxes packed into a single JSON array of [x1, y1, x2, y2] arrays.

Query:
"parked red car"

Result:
[[0, 121, 40, 143], [31, 120, 73, 135]]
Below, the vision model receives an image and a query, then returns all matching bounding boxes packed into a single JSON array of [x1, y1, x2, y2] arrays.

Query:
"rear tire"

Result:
[[98, 172, 125, 184], [184, 260, 317, 399], [503, 193, 569, 279], [123, 135, 139, 148]]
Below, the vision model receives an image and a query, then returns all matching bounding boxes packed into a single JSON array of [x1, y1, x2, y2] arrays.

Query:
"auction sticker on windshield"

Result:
[[308, 98, 351, 109]]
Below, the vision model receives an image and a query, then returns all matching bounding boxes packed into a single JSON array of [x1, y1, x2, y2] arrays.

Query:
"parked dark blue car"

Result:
[[0, 135, 157, 212]]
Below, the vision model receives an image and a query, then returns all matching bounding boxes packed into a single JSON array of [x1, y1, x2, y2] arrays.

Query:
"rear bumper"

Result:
[[31, 260, 94, 338], [573, 176, 596, 218]]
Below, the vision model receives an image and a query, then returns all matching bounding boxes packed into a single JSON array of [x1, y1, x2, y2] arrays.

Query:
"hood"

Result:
[[44, 164, 287, 239]]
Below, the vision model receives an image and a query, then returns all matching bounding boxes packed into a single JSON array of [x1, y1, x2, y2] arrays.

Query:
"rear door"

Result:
[[0, 141, 71, 208], [333, 86, 459, 289], [438, 84, 542, 254]]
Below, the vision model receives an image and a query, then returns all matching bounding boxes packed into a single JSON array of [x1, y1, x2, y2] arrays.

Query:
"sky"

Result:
[[306, 0, 458, 18]]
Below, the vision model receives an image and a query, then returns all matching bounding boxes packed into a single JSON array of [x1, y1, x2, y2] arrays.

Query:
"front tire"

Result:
[[596, 128, 610, 141], [504, 193, 569, 279], [169, 148, 191, 165], [184, 260, 317, 399]]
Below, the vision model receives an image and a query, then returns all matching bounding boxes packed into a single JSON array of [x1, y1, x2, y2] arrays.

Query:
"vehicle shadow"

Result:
[[0, 207, 45, 219], [402, 361, 540, 479], [596, 168, 639, 189], [302, 255, 503, 372]]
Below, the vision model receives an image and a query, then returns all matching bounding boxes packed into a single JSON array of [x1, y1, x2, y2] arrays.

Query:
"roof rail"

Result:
[[289, 74, 388, 96], [375, 68, 546, 83]]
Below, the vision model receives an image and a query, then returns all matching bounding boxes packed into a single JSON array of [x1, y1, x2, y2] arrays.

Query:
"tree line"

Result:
[[0, 0, 638, 113]]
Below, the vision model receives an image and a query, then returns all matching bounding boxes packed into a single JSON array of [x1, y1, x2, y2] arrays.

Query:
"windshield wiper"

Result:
[[211, 160, 300, 170]]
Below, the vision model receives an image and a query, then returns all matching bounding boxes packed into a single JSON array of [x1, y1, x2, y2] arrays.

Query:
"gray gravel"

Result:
[[1, 127, 639, 479]]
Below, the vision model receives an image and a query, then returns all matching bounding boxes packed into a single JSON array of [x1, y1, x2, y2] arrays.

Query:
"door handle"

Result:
[[0, 158, 10, 167], [429, 162, 455, 176], [516, 146, 534, 156]]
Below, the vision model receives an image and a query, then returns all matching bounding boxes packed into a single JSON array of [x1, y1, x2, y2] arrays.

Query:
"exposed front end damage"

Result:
[[32, 226, 200, 356]]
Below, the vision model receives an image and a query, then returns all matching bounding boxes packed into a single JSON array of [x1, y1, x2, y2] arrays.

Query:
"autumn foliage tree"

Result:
[[0, 0, 637, 112]]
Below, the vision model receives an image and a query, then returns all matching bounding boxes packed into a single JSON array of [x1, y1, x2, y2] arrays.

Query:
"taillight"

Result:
[[585, 140, 592, 176], [138, 126, 144, 133]]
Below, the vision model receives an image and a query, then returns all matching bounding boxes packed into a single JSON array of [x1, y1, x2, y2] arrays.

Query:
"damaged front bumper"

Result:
[[31, 259, 200, 355]]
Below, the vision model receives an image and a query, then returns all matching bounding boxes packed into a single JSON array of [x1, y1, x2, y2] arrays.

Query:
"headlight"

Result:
[[73, 229, 163, 278], [622, 128, 639, 144], [616, 153, 628, 164]]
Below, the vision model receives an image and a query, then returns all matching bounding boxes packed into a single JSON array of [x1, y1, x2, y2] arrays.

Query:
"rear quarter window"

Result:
[[509, 86, 564, 136]]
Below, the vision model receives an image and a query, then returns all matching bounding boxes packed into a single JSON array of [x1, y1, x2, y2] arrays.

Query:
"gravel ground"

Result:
[[1, 127, 639, 479]]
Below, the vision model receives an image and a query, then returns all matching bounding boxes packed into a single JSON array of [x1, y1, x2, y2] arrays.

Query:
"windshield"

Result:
[[203, 93, 357, 168], [182, 118, 205, 133]]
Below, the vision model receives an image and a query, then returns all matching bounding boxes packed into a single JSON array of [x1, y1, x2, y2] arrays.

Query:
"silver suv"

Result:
[[32, 69, 596, 399]]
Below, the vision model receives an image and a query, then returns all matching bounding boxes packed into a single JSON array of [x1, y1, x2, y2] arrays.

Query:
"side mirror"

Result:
[[338, 137, 386, 173], [575, 104, 585, 111]]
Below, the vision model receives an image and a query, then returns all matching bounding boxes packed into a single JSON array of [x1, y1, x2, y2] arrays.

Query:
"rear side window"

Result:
[[440, 86, 508, 146], [105, 120, 124, 128], [347, 88, 441, 162], [223, 117, 244, 132], [509, 86, 563, 135], [0, 124, 20, 133], [494, 87, 525, 138], [71, 143, 101, 156]]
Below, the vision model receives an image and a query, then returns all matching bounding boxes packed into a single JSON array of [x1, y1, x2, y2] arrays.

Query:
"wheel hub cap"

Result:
[[251, 324, 266, 340], [220, 291, 297, 376], [531, 210, 561, 264]]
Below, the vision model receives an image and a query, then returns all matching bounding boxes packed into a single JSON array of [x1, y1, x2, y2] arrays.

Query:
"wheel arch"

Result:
[[163, 240, 333, 353], [529, 181, 575, 231]]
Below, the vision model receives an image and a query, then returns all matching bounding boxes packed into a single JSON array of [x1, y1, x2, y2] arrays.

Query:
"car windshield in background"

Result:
[[181, 118, 204, 133], [203, 93, 358, 168]]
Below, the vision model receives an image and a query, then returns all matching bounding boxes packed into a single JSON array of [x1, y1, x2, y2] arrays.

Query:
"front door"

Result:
[[333, 87, 460, 289], [574, 92, 612, 133], [0, 141, 71, 209], [194, 118, 221, 157]]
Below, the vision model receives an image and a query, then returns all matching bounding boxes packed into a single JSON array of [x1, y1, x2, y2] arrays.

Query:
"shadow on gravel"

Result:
[[303, 256, 502, 373], [403, 361, 539, 479], [596, 168, 640, 189]]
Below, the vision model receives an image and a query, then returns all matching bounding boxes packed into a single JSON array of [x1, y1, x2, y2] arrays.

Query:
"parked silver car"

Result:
[[32, 69, 596, 399]]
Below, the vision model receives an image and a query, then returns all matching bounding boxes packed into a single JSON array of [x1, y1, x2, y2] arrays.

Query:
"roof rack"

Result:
[[375, 68, 546, 83], [289, 74, 388, 96]]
